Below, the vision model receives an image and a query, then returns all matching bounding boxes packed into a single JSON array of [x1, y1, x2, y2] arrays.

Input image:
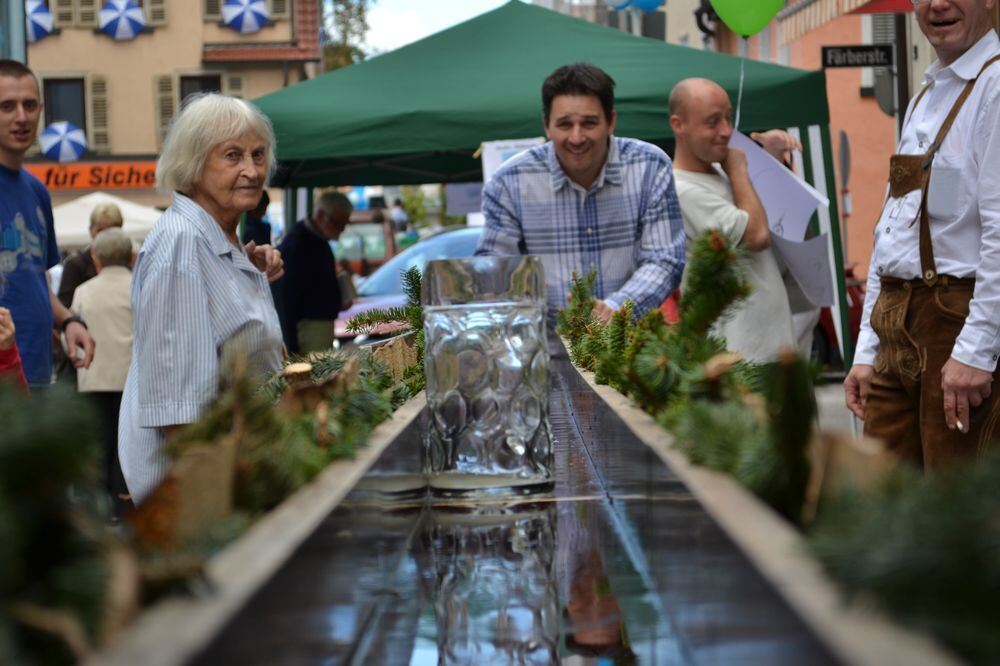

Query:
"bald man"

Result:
[[669, 77, 795, 363]]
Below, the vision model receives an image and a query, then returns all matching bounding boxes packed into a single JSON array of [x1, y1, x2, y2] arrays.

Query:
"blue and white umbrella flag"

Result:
[[25, 0, 54, 43], [222, 0, 269, 34], [98, 0, 145, 40], [39, 121, 88, 163]]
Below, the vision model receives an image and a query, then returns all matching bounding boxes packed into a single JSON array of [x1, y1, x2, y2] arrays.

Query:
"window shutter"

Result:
[[204, 0, 221, 20], [147, 0, 167, 25], [269, 0, 288, 19], [154, 75, 176, 145], [222, 73, 244, 99], [53, 0, 75, 27], [77, 0, 99, 26], [88, 76, 110, 154]]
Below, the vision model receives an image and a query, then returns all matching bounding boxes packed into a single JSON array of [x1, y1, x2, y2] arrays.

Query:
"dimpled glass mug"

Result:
[[422, 255, 553, 495]]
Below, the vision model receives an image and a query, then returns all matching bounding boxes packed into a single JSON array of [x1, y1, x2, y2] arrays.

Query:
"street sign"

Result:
[[822, 45, 894, 68]]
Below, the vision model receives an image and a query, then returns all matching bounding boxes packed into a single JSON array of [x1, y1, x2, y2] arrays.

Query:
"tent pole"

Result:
[[814, 124, 852, 369], [286, 188, 297, 228]]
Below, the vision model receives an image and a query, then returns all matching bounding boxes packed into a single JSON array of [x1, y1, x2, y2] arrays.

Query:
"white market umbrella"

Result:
[[39, 121, 87, 163], [25, 0, 54, 43], [99, 0, 146, 40], [222, 0, 269, 34], [52, 192, 162, 250]]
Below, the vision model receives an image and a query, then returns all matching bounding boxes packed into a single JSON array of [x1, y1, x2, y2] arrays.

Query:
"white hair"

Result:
[[92, 228, 134, 268], [156, 93, 277, 195]]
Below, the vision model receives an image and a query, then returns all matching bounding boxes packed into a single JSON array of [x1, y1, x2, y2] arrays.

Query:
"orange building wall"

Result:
[[789, 16, 896, 279]]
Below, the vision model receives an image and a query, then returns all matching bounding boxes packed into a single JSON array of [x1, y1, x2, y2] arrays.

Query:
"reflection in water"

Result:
[[565, 551, 635, 664], [194, 353, 838, 665], [423, 503, 559, 665], [560, 498, 637, 666]]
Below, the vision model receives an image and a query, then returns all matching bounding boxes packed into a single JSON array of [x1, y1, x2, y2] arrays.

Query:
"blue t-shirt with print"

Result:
[[0, 164, 60, 386]]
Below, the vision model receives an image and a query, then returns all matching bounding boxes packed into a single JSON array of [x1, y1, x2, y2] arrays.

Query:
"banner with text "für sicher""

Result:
[[25, 162, 157, 191]]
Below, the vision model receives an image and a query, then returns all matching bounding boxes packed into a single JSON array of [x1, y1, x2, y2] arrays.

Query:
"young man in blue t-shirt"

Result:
[[0, 60, 94, 387]]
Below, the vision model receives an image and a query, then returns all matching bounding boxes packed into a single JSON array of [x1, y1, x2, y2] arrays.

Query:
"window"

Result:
[[155, 73, 245, 144], [180, 74, 223, 106], [36, 76, 109, 155], [43, 78, 86, 129], [205, 0, 287, 21], [759, 24, 773, 63], [132, 0, 167, 25], [53, 0, 164, 28]]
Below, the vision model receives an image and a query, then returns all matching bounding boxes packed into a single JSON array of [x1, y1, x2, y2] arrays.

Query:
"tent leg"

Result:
[[286, 187, 298, 228], [814, 125, 852, 370]]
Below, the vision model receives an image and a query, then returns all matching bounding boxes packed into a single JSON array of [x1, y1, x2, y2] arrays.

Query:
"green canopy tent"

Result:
[[255, 1, 852, 365]]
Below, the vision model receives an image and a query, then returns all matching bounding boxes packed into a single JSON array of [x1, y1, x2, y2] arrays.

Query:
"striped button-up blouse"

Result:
[[118, 193, 283, 504]]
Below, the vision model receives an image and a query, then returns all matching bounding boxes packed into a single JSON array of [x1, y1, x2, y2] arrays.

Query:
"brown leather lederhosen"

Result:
[[864, 54, 1000, 470]]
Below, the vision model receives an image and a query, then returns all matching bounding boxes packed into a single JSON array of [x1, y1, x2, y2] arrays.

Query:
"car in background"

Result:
[[333, 209, 413, 276], [335, 226, 483, 341]]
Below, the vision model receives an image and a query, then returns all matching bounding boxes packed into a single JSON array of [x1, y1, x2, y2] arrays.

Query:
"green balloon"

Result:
[[710, 0, 784, 38]]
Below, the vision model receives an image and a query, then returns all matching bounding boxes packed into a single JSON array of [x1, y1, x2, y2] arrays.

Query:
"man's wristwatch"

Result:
[[61, 315, 87, 332]]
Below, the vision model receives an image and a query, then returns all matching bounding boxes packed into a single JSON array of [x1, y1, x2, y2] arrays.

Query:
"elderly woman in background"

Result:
[[119, 93, 284, 505]]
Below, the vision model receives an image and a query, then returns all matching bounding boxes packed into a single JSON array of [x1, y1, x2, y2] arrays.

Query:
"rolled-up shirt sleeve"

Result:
[[135, 260, 217, 428], [952, 87, 1000, 372], [853, 249, 883, 366], [605, 163, 686, 313]]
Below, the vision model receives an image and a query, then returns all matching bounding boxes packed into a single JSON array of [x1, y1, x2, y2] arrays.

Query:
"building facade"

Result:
[[533, 0, 703, 48], [26, 0, 320, 210]]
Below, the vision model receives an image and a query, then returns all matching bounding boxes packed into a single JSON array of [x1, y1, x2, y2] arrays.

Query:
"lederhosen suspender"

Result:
[[886, 54, 1000, 287]]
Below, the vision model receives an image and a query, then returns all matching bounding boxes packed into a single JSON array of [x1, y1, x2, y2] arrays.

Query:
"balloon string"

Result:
[[735, 46, 746, 131]]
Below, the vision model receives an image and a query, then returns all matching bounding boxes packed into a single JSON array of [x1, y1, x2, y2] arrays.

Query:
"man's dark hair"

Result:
[[0, 60, 37, 84], [542, 63, 616, 124]]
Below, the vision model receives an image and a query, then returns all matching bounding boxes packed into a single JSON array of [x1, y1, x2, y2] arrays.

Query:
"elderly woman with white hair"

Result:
[[118, 93, 284, 505]]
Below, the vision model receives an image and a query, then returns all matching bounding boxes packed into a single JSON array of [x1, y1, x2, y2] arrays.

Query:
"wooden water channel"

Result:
[[91, 339, 956, 665]]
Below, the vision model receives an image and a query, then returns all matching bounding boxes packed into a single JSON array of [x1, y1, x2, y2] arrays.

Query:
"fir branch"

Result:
[[401, 266, 422, 307], [677, 230, 750, 339], [346, 307, 412, 334], [810, 455, 1000, 663]]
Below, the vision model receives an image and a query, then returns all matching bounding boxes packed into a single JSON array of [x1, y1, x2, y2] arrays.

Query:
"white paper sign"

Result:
[[728, 132, 829, 242], [481, 138, 545, 184], [771, 233, 835, 307]]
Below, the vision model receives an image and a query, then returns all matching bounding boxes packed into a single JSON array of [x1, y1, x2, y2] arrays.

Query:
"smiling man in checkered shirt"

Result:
[[475, 63, 686, 323]]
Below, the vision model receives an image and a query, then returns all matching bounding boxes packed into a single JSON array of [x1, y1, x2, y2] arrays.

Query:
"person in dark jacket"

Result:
[[277, 191, 351, 354]]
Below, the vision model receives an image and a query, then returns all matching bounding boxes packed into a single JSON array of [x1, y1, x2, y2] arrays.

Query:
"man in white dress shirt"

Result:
[[844, 0, 1000, 469]]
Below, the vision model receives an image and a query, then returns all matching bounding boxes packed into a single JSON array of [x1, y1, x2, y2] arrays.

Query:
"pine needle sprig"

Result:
[[809, 455, 1000, 663], [557, 271, 597, 349], [0, 384, 114, 663], [677, 230, 751, 340], [735, 351, 815, 524], [402, 266, 422, 308], [346, 307, 412, 334], [595, 301, 633, 388]]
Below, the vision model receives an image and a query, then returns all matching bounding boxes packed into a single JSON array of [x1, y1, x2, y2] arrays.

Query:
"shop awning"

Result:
[[779, 0, 912, 45]]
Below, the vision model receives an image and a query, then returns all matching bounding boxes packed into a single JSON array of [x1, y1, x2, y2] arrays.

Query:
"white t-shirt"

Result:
[[674, 167, 795, 363]]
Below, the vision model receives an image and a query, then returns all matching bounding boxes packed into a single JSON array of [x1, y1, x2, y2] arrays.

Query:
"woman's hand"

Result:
[[245, 242, 284, 283], [0, 308, 15, 351]]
